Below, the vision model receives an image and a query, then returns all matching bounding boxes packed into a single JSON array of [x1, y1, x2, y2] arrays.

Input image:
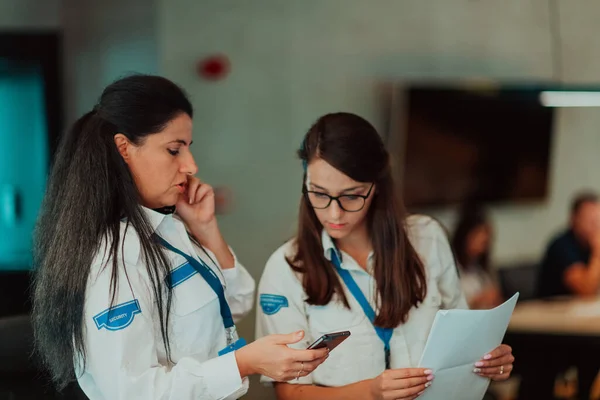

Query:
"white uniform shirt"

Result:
[[77, 207, 255, 399], [256, 215, 468, 387]]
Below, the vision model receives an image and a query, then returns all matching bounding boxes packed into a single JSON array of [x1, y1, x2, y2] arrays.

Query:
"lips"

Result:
[[175, 183, 186, 193], [328, 223, 346, 229]]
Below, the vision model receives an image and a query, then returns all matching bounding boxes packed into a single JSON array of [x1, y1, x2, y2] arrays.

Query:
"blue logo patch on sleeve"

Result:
[[260, 294, 289, 315], [93, 300, 142, 331]]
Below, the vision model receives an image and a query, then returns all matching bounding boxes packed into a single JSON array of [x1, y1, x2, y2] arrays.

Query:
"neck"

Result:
[[153, 205, 176, 215], [572, 228, 590, 249], [335, 222, 372, 268]]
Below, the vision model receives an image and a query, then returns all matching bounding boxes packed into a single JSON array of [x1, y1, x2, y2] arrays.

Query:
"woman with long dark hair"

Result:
[[256, 113, 514, 399], [451, 207, 503, 310], [32, 75, 327, 399]]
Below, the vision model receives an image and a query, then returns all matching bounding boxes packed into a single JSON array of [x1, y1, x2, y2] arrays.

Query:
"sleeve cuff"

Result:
[[182, 352, 246, 399], [221, 247, 245, 286], [222, 262, 240, 282]]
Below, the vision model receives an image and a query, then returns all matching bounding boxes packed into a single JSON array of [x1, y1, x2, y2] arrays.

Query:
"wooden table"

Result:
[[508, 296, 600, 336], [505, 296, 600, 399]]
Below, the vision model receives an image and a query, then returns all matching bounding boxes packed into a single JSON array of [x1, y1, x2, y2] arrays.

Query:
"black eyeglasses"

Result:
[[303, 183, 374, 212]]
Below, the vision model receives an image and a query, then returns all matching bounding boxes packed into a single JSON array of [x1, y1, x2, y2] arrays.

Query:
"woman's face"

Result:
[[466, 224, 491, 259], [305, 158, 375, 240], [115, 113, 198, 209]]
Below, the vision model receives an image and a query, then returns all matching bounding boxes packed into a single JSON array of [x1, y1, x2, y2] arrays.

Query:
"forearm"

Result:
[[583, 252, 600, 293], [566, 255, 600, 295], [190, 220, 235, 269], [234, 347, 254, 379], [275, 381, 371, 400]]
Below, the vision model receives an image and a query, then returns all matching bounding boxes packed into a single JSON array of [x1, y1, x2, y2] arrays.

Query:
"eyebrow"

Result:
[[310, 183, 364, 194], [168, 139, 193, 146]]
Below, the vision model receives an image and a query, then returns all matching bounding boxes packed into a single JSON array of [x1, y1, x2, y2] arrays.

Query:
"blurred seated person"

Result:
[[520, 193, 600, 400], [452, 207, 503, 309], [537, 191, 600, 298]]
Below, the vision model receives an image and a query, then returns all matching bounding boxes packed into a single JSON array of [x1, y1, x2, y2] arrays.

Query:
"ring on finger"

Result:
[[499, 365, 504, 375], [296, 362, 304, 381]]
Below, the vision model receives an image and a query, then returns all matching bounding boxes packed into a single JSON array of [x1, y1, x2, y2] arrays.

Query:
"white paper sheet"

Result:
[[417, 293, 519, 400]]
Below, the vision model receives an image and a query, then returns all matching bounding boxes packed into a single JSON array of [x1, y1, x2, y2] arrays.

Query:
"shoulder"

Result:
[[260, 239, 302, 288], [546, 230, 576, 254], [406, 214, 449, 247], [87, 221, 149, 296], [91, 221, 143, 270], [552, 229, 575, 246], [264, 239, 297, 270], [405, 214, 453, 278]]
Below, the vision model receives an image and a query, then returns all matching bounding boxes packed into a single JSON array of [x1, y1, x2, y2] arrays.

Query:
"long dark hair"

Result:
[[451, 206, 491, 272], [32, 74, 193, 389], [288, 112, 427, 329]]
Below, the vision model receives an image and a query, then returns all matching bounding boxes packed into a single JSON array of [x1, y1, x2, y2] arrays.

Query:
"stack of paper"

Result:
[[417, 293, 519, 400]]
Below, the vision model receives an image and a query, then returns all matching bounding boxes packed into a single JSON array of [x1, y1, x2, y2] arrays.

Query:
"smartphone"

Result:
[[307, 330, 351, 352]]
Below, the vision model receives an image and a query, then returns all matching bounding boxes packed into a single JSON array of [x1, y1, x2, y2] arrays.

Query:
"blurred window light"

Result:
[[539, 91, 600, 107]]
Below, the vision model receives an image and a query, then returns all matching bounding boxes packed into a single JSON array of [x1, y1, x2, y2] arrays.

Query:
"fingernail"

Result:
[[475, 361, 484, 367], [418, 390, 425, 395], [473, 368, 481, 373], [483, 354, 492, 360], [425, 382, 431, 388], [427, 374, 434, 381], [424, 369, 433, 375]]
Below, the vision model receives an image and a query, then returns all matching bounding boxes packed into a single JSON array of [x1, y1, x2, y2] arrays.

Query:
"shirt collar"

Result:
[[320, 229, 375, 272], [122, 206, 171, 265], [144, 206, 170, 232], [321, 229, 337, 261]]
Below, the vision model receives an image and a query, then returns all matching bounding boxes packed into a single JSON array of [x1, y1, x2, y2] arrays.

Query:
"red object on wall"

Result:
[[214, 186, 233, 214], [197, 54, 230, 81]]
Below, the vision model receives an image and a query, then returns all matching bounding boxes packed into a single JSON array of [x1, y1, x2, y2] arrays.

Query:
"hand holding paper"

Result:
[[417, 293, 519, 400], [473, 343, 515, 380], [368, 368, 434, 400]]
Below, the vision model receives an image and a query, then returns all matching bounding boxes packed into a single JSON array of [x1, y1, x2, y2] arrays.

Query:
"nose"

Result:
[[328, 199, 344, 221], [180, 150, 198, 176]]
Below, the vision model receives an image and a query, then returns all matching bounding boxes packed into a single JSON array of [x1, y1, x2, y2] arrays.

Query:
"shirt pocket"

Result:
[[307, 298, 380, 386], [306, 296, 367, 336], [170, 272, 221, 355]]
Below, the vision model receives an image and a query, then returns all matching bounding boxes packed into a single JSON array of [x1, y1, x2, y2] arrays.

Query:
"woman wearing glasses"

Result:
[[255, 112, 515, 400]]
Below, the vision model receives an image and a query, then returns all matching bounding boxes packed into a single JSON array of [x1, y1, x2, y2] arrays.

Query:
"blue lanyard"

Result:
[[330, 248, 394, 369], [155, 235, 234, 330]]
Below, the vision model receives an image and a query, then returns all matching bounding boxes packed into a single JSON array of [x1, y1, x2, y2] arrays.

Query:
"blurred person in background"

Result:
[[519, 192, 600, 400], [537, 191, 600, 298], [452, 206, 503, 309]]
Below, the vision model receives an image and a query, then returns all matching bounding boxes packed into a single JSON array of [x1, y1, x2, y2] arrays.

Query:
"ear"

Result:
[[114, 133, 132, 162]]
